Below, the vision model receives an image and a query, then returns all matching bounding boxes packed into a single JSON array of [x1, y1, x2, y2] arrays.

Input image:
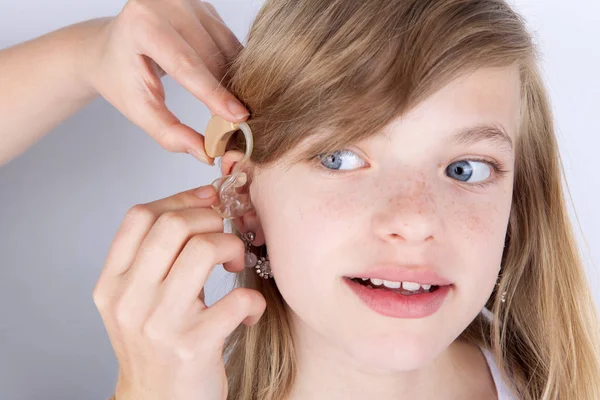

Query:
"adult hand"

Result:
[[87, 1, 249, 165], [94, 185, 266, 400]]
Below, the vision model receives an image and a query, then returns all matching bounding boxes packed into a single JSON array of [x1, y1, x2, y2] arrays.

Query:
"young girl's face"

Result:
[[249, 65, 520, 370]]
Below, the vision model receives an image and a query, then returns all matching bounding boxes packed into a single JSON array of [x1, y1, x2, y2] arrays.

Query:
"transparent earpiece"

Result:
[[210, 121, 254, 220]]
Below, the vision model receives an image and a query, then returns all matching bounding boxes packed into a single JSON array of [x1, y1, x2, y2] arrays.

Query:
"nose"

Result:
[[371, 180, 442, 244]]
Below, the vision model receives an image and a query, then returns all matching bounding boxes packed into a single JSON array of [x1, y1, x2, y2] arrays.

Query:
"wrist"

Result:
[[70, 17, 114, 101]]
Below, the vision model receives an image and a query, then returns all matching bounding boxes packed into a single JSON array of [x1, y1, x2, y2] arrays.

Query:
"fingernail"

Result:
[[195, 186, 215, 199], [227, 100, 250, 120], [187, 148, 214, 165]]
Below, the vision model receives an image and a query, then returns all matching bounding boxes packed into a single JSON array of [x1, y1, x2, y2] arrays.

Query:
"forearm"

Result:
[[0, 18, 110, 166]]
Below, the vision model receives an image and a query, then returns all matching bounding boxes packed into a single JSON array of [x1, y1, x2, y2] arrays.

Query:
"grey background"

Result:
[[0, 0, 598, 399]]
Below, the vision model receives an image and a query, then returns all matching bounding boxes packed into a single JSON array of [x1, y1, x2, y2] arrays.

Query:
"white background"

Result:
[[0, 0, 598, 398]]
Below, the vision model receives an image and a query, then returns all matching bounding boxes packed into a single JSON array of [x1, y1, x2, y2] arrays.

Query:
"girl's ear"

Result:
[[218, 149, 245, 177], [219, 150, 266, 247]]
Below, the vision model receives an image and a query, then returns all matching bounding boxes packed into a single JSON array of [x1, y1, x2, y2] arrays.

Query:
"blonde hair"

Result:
[[219, 0, 600, 398]]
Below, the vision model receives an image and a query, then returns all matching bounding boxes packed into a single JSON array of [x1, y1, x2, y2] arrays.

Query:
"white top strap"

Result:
[[479, 346, 518, 400]]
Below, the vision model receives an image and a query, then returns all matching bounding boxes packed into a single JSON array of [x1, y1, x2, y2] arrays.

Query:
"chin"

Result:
[[341, 332, 446, 372]]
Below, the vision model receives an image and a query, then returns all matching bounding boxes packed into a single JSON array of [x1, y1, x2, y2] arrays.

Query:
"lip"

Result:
[[346, 264, 452, 286], [344, 277, 452, 318]]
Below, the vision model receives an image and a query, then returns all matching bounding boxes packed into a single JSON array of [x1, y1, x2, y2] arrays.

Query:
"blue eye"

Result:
[[313, 150, 507, 186], [317, 149, 366, 172], [446, 160, 491, 183]]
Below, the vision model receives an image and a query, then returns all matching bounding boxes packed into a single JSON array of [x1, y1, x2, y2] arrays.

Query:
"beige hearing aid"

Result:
[[204, 114, 254, 220]]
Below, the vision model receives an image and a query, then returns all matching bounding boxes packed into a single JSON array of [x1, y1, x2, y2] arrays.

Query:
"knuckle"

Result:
[[201, 2, 221, 20], [171, 52, 203, 78], [161, 142, 177, 153], [120, 1, 153, 36], [92, 285, 108, 310], [142, 319, 168, 343], [173, 341, 197, 361], [230, 287, 254, 308], [157, 210, 189, 233], [114, 302, 137, 331], [123, 0, 154, 24], [154, 128, 177, 152], [161, 141, 177, 152], [205, 210, 225, 232], [188, 234, 218, 260], [125, 204, 155, 224]]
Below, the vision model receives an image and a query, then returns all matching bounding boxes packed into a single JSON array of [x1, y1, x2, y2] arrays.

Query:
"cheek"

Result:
[[446, 189, 512, 311], [458, 201, 506, 271], [255, 168, 364, 247], [460, 200, 503, 240], [250, 173, 332, 274], [449, 184, 512, 258], [250, 174, 360, 313], [266, 187, 354, 275]]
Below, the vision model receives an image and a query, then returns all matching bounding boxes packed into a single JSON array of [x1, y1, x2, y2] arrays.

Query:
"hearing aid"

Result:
[[203, 114, 254, 220]]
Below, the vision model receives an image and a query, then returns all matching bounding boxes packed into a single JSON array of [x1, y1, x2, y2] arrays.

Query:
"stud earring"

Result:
[[241, 231, 273, 279]]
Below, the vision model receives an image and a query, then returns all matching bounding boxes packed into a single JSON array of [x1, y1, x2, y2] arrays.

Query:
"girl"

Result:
[[93, 0, 600, 399]]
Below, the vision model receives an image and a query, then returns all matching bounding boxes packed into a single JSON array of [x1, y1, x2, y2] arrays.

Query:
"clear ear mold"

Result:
[[210, 167, 253, 219]]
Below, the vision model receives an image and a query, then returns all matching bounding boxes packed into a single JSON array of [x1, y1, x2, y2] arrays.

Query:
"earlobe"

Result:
[[232, 211, 266, 247]]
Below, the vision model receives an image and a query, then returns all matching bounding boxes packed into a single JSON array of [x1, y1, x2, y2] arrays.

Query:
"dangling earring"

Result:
[[241, 231, 273, 279], [495, 278, 507, 303]]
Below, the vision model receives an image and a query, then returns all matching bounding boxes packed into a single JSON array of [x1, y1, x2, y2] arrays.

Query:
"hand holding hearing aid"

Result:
[[93, 184, 267, 400], [85, 0, 249, 164]]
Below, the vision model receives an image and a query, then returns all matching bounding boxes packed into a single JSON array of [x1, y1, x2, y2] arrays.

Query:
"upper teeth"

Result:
[[360, 278, 432, 291]]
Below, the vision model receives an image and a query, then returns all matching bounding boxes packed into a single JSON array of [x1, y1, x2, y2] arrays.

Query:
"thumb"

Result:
[[135, 99, 214, 165]]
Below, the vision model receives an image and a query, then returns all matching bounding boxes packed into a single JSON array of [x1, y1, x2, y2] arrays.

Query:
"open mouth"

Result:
[[347, 277, 441, 296], [343, 276, 452, 318]]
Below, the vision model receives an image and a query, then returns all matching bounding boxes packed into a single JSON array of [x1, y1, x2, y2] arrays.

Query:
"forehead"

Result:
[[382, 65, 522, 144]]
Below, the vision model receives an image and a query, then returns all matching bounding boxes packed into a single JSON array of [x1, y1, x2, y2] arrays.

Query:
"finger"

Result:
[[195, 2, 244, 63], [129, 57, 214, 163], [154, 232, 245, 320], [138, 21, 249, 122], [200, 288, 266, 342], [126, 207, 225, 292], [201, 2, 223, 22], [168, 13, 228, 83], [102, 186, 218, 279]]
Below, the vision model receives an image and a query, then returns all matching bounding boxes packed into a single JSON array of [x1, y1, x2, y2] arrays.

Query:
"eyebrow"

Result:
[[447, 124, 514, 154]]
